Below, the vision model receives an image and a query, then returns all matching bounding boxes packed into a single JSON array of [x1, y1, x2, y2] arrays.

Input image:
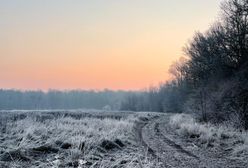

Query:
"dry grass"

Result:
[[169, 114, 248, 156], [0, 110, 160, 168]]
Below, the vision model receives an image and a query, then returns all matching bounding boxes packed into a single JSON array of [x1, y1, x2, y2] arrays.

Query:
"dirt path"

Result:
[[135, 114, 248, 168]]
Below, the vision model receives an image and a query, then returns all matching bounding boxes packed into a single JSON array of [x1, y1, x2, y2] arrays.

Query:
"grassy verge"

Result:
[[169, 114, 248, 156]]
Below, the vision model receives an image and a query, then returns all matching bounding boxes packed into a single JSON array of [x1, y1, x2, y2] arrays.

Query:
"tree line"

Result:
[[0, 89, 130, 110], [121, 0, 248, 129]]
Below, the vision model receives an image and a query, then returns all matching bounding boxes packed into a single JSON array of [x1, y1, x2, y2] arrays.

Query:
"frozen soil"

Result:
[[139, 113, 248, 168]]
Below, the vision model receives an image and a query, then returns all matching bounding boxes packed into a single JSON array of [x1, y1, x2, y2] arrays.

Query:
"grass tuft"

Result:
[[169, 114, 248, 155]]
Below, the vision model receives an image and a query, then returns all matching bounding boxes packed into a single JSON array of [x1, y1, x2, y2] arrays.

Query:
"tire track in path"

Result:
[[137, 114, 248, 168], [136, 115, 200, 168], [154, 122, 199, 159]]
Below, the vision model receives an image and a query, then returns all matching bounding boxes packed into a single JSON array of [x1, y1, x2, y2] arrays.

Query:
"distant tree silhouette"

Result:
[[0, 89, 129, 110]]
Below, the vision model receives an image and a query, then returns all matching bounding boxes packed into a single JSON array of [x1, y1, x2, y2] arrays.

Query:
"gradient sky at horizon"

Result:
[[0, 0, 221, 90]]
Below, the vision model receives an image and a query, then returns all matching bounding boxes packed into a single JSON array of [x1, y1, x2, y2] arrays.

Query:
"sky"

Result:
[[0, 0, 221, 90]]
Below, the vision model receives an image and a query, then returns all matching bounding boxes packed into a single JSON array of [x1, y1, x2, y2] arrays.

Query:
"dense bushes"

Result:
[[182, 0, 248, 129]]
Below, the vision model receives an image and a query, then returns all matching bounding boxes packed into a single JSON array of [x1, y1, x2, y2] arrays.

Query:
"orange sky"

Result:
[[0, 0, 220, 90]]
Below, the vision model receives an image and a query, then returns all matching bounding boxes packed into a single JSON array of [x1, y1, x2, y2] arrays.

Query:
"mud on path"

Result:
[[135, 114, 248, 168]]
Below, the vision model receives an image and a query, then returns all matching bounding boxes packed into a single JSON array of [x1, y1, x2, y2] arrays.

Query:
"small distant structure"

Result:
[[102, 105, 112, 111]]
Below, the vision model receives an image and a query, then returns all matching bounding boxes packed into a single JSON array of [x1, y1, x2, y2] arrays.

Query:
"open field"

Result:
[[0, 110, 161, 168], [1, 110, 248, 168]]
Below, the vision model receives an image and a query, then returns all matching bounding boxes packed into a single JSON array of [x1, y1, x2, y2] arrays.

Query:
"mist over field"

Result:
[[0, 89, 130, 110]]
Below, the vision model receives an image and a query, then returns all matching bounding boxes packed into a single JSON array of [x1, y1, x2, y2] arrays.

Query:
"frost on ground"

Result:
[[0, 110, 159, 168], [169, 114, 248, 160]]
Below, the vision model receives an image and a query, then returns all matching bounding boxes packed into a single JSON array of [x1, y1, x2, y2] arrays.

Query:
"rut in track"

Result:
[[134, 117, 171, 167], [136, 116, 200, 168], [154, 123, 199, 159], [134, 117, 158, 157], [136, 115, 248, 168]]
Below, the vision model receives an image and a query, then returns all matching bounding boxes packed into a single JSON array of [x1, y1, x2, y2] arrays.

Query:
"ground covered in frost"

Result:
[[0, 110, 159, 168]]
